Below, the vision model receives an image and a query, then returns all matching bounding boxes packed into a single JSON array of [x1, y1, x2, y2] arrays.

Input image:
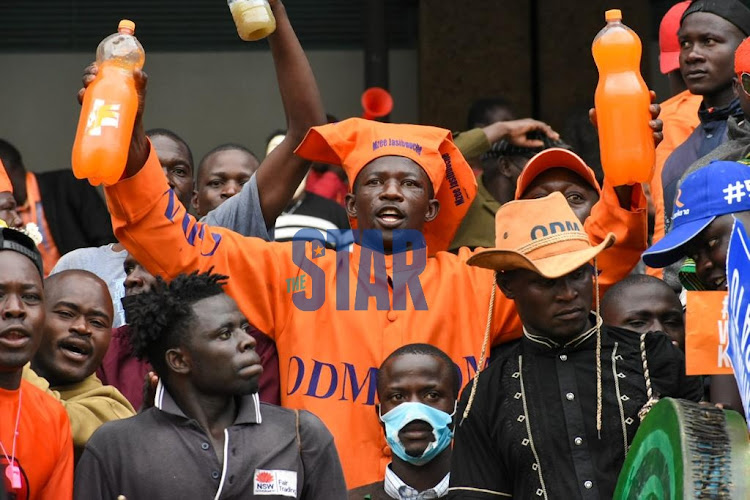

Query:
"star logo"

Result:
[[312, 242, 325, 258]]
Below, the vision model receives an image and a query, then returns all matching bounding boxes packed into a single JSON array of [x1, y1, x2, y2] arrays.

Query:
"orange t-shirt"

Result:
[[105, 146, 522, 488], [649, 90, 701, 276], [18, 172, 62, 275], [0, 380, 73, 499]]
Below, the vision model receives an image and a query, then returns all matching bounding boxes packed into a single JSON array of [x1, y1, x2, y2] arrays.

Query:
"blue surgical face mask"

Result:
[[378, 401, 456, 466]]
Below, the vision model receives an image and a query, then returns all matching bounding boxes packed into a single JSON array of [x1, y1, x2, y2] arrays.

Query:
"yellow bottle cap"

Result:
[[605, 9, 622, 22], [118, 19, 136, 33]]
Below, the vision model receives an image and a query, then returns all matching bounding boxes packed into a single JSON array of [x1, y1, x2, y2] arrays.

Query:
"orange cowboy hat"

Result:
[[468, 192, 615, 278]]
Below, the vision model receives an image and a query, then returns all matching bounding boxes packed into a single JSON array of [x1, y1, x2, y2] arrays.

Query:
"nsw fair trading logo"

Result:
[[287, 229, 429, 312]]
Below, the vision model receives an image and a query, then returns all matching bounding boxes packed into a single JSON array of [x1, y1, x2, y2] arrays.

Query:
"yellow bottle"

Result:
[[228, 0, 276, 41]]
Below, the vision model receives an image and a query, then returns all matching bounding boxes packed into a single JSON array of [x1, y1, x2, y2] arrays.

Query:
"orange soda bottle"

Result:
[[227, 0, 276, 41], [72, 20, 145, 186], [592, 9, 654, 185]]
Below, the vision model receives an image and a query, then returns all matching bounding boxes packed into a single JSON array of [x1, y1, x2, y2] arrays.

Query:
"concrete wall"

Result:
[[0, 49, 418, 173], [419, 0, 533, 129], [419, 0, 654, 132]]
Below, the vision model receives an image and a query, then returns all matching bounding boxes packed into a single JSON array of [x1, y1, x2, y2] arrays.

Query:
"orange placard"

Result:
[[685, 291, 734, 376]]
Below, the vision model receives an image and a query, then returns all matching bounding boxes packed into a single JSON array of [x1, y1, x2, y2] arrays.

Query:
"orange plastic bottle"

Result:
[[72, 20, 145, 186], [592, 9, 654, 185]]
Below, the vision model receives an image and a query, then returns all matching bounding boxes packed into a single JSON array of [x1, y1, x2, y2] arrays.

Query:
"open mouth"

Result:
[[710, 275, 727, 290], [375, 207, 405, 228], [0, 328, 30, 349], [58, 337, 93, 361]]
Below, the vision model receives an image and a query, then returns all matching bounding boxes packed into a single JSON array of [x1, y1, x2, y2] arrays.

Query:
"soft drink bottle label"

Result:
[[84, 99, 122, 137]]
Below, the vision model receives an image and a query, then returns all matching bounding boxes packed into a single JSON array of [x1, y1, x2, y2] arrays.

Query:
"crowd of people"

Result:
[[1, 0, 749, 498]]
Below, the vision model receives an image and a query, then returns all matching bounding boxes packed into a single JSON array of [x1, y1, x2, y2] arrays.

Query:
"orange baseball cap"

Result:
[[0, 159, 12, 194], [515, 148, 600, 200], [467, 192, 615, 278], [659, 1, 690, 75], [295, 117, 477, 253]]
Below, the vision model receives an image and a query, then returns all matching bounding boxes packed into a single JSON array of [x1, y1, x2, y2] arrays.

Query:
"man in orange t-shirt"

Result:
[[102, 117, 528, 489], [0, 227, 73, 499], [649, 0, 701, 264]]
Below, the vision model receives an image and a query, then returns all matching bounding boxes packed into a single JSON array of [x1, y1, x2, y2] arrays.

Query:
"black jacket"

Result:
[[36, 170, 115, 255]]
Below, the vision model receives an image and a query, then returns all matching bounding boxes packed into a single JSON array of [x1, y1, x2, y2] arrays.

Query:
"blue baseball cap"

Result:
[[642, 161, 750, 268]]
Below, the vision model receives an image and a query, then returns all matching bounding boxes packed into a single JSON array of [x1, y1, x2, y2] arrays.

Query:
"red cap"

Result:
[[736, 36, 750, 74], [0, 159, 12, 194], [659, 1, 691, 74], [515, 148, 600, 200]]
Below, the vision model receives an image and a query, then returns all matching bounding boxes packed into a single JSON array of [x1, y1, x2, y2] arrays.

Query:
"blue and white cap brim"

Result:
[[642, 215, 716, 268]]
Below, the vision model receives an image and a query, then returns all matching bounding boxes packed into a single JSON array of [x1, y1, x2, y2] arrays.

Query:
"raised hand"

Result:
[[77, 63, 150, 179], [484, 118, 560, 148]]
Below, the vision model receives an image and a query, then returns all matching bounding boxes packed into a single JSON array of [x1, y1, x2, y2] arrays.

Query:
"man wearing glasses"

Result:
[[660, 0, 750, 235]]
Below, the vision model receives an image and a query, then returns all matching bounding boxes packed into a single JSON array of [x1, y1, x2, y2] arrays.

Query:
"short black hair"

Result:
[[145, 128, 194, 170], [480, 132, 572, 182], [0, 227, 43, 276], [125, 270, 228, 377], [198, 143, 260, 180], [466, 97, 513, 129], [377, 343, 460, 399], [602, 274, 680, 313], [0, 139, 23, 172]]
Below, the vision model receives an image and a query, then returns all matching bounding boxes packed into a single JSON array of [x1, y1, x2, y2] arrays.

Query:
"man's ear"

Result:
[[424, 199, 441, 223], [734, 76, 743, 96], [166, 347, 191, 375], [191, 190, 200, 213], [496, 271, 515, 299], [498, 158, 516, 180], [375, 403, 386, 431], [345, 192, 358, 219]]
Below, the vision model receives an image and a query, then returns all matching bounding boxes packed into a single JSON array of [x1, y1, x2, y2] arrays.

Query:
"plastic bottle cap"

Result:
[[118, 19, 136, 33], [605, 9, 622, 22]]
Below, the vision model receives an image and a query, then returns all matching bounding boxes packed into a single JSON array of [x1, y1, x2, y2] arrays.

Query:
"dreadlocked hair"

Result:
[[125, 270, 229, 377]]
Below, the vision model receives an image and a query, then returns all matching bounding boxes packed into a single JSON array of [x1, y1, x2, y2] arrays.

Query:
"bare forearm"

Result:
[[268, 1, 325, 140], [256, 0, 326, 227]]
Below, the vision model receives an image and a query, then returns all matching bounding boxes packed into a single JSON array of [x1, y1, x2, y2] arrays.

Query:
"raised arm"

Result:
[[254, 0, 326, 227], [77, 66, 297, 340]]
